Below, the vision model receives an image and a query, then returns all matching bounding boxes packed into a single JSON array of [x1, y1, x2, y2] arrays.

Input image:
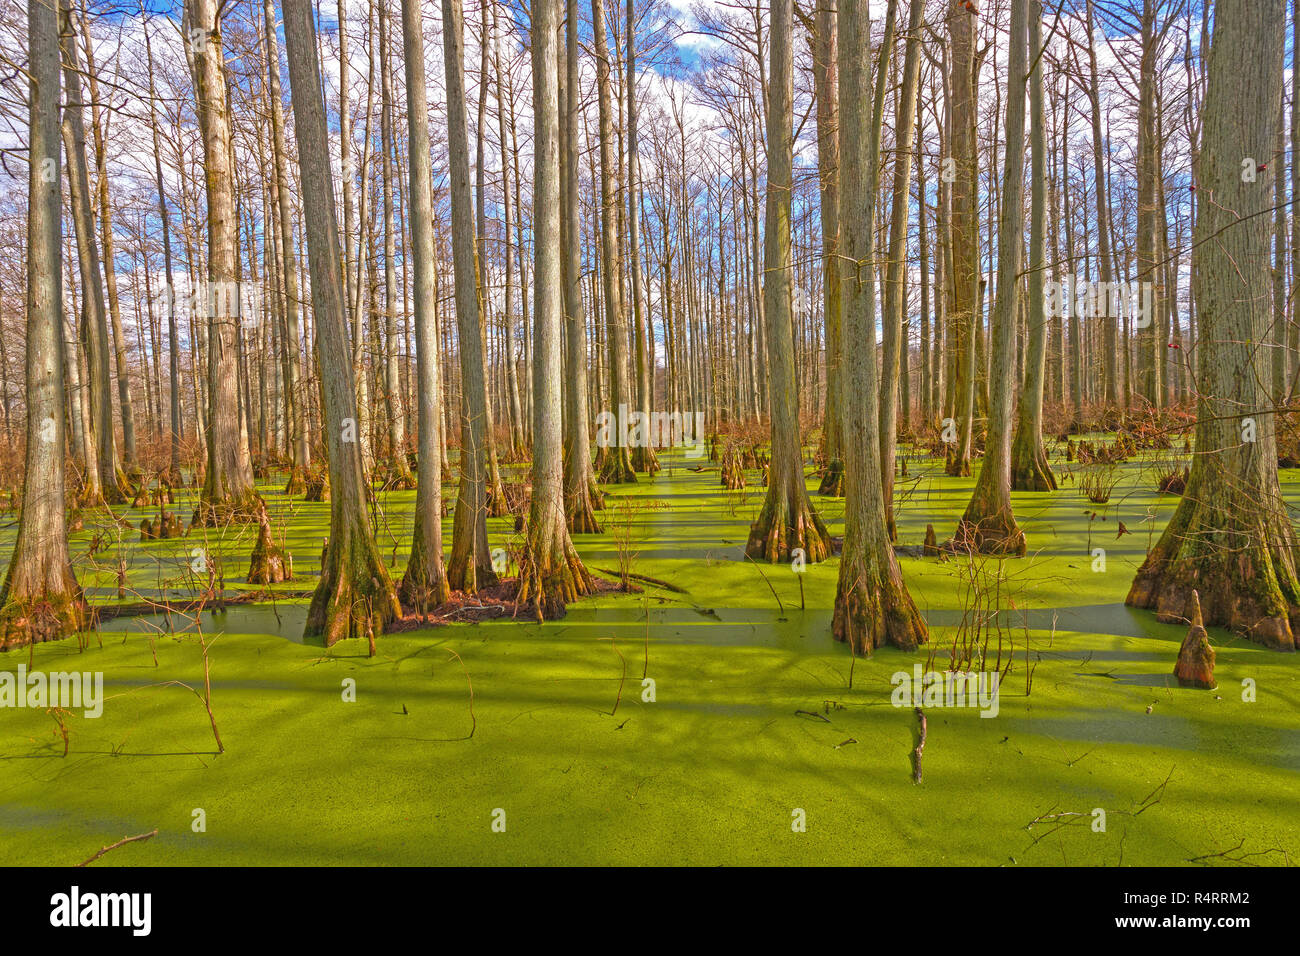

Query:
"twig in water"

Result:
[[77, 829, 158, 867]]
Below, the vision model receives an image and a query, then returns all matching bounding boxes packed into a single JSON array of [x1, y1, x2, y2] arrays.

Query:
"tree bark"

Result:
[[1128, 0, 1300, 651], [443, 0, 499, 594], [745, 0, 829, 564], [952, 0, 1028, 555], [832, 0, 926, 655], [282, 0, 401, 647], [1010, 0, 1056, 492], [397, 0, 451, 612], [518, 0, 593, 619], [0, 0, 86, 649]]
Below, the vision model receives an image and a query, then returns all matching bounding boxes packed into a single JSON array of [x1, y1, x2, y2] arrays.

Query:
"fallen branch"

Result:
[[77, 829, 158, 867]]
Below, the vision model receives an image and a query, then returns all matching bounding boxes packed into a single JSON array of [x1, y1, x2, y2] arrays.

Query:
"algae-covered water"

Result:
[[0, 441, 1296, 866]]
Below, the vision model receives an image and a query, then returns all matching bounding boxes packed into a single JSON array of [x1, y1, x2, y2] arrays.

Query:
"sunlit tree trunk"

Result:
[[1128, 0, 1299, 651], [592, 0, 636, 483], [1010, 0, 1056, 492], [0, 0, 85, 649], [444, 0, 499, 594], [745, 0, 829, 563], [832, 0, 925, 654], [282, 0, 401, 647], [186, 0, 259, 525], [562, 0, 603, 533], [397, 0, 450, 612], [952, 0, 1028, 555], [518, 0, 593, 619]]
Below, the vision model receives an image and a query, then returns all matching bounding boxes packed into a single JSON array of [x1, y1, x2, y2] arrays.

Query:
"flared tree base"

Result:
[[0, 587, 86, 651], [1010, 437, 1057, 492], [192, 490, 265, 529], [305, 536, 401, 648], [517, 514, 592, 621], [303, 470, 330, 502], [944, 446, 972, 478], [632, 445, 660, 477], [398, 548, 451, 617], [597, 448, 637, 485], [745, 481, 831, 563], [832, 552, 927, 655], [947, 512, 1027, 556], [566, 486, 603, 534], [1127, 498, 1300, 651], [283, 467, 306, 496]]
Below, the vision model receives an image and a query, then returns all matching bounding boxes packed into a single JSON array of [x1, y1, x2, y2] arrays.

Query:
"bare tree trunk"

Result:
[[518, 0, 593, 619], [143, 9, 182, 483], [186, 0, 258, 525], [60, 0, 123, 505], [745, 0, 829, 563], [810, 0, 842, 496], [444, 0, 499, 594], [79, 5, 137, 476], [952, 0, 1028, 555], [592, 0, 636, 483], [832, 0, 925, 654], [1010, 0, 1056, 492], [1084, 0, 1118, 409], [880, 0, 925, 540], [377, 2, 414, 488], [562, 0, 603, 533], [1128, 0, 1300, 651], [0, 0, 85, 649], [397, 0, 451, 612], [282, 0, 400, 647], [946, 0, 978, 477], [626, 0, 658, 475], [263, 0, 310, 492]]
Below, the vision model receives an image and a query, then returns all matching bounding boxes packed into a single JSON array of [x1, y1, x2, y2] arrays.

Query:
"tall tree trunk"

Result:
[[592, 0, 636, 483], [518, 0, 593, 619], [952, 0, 1028, 555], [187, 0, 258, 525], [79, 7, 137, 476], [745, 0, 829, 563], [562, 0, 603, 533], [1084, 0, 1118, 409], [397, 0, 451, 612], [1010, 0, 1056, 492], [444, 0, 499, 594], [263, 0, 311, 492], [60, 1, 122, 505], [811, 0, 843, 496], [1135, 0, 1162, 409], [0, 0, 85, 649], [282, 0, 401, 647], [880, 0, 925, 541], [946, 0, 978, 477], [377, 2, 414, 487], [143, 9, 182, 484], [832, 0, 926, 655], [626, 0, 658, 475], [1128, 0, 1299, 651]]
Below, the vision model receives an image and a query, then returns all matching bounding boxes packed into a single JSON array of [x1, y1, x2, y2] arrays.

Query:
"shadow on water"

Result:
[[97, 603, 311, 644]]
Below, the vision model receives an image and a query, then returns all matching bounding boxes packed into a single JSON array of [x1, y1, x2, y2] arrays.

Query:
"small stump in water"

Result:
[[922, 524, 940, 557], [1174, 590, 1216, 689], [247, 511, 293, 584]]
